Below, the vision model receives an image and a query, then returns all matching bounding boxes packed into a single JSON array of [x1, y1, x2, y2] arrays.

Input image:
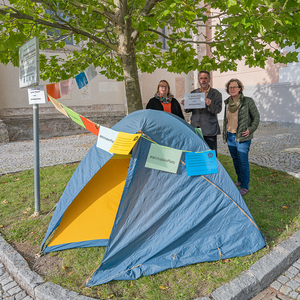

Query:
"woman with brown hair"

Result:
[[223, 78, 260, 196], [146, 80, 185, 120]]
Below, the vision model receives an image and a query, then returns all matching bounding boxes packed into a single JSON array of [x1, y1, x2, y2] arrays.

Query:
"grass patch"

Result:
[[0, 155, 299, 299]]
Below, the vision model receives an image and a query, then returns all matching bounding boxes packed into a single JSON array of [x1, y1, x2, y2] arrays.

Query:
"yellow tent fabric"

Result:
[[48, 155, 130, 247]]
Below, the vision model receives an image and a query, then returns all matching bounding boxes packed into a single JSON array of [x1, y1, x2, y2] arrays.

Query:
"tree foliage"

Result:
[[0, 0, 299, 112]]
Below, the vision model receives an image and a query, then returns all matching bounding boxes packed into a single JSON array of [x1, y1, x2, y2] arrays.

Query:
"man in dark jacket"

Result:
[[182, 71, 222, 156]]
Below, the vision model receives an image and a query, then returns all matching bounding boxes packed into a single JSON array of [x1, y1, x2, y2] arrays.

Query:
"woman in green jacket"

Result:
[[223, 79, 260, 196]]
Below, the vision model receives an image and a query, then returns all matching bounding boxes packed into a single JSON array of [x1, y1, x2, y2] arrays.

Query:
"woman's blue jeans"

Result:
[[227, 132, 251, 190]]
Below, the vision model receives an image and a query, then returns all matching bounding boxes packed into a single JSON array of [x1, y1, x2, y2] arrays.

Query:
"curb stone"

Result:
[[209, 230, 300, 300], [0, 232, 98, 300], [1, 233, 300, 300]]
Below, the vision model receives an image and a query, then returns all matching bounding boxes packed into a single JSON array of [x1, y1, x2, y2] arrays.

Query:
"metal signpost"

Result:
[[19, 37, 42, 215]]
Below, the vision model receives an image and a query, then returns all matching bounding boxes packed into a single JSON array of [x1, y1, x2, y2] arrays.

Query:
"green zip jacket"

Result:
[[223, 93, 260, 143]]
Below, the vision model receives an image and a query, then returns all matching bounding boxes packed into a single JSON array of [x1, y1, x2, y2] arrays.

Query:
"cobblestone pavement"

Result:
[[0, 262, 33, 300], [251, 260, 300, 300], [0, 133, 96, 175], [0, 121, 300, 300], [218, 121, 300, 178]]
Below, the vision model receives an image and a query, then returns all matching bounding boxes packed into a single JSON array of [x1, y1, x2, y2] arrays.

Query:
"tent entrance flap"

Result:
[[47, 156, 131, 248]]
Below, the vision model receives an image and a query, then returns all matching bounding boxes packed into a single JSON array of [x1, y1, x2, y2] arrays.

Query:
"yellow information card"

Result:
[[48, 96, 69, 118], [109, 132, 141, 155]]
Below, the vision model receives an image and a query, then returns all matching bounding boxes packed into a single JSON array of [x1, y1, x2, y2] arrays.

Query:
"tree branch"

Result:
[[0, 7, 118, 51], [67, 0, 115, 22], [147, 28, 217, 44], [131, 0, 161, 43]]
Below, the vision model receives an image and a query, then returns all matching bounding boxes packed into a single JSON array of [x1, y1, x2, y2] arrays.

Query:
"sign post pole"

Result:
[[33, 104, 40, 214], [19, 37, 41, 216]]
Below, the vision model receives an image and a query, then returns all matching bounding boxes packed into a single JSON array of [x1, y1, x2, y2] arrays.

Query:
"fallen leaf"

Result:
[[2, 181, 7, 184], [16, 178, 20, 181], [281, 218, 283, 221], [0, 225, 3, 228], [23, 211, 28, 214], [159, 286, 169, 290], [130, 281, 133, 287], [25, 257, 29, 260], [224, 258, 230, 263], [68, 271, 73, 275], [3, 200, 8, 204], [282, 206, 288, 209], [26, 207, 31, 211], [62, 265, 66, 269], [108, 294, 115, 299]]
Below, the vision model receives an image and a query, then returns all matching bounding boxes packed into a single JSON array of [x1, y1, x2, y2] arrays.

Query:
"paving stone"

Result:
[[295, 274, 300, 283], [0, 276, 12, 286], [278, 275, 290, 284], [287, 279, 300, 290], [2, 281, 17, 292], [280, 285, 292, 295], [15, 291, 27, 300], [288, 266, 300, 277], [284, 271, 294, 279], [293, 262, 300, 270], [270, 280, 282, 290], [8, 285, 22, 295], [290, 291, 300, 299]]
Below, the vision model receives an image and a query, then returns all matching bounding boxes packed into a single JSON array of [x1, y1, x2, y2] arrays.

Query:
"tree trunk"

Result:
[[120, 51, 143, 114], [115, 0, 143, 114]]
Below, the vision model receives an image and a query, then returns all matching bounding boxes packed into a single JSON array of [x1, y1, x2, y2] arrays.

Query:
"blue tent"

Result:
[[41, 109, 266, 286]]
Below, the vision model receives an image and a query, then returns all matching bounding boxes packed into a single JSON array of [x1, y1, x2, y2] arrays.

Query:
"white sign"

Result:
[[28, 86, 46, 104], [184, 93, 205, 109], [96, 126, 119, 152], [19, 37, 39, 88]]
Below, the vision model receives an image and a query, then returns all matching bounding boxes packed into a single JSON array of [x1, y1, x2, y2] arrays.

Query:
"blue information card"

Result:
[[185, 150, 218, 176], [75, 72, 88, 89]]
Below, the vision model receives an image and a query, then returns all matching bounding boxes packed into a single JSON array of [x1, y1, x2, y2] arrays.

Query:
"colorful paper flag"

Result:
[[46, 83, 61, 101], [185, 150, 218, 176], [75, 72, 88, 89], [48, 96, 69, 118], [145, 143, 182, 174], [80, 116, 100, 136], [85, 64, 98, 82], [60, 79, 73, 96], [97, 126, 119, 152], [195, 128, 203, 138], [64, 106, 86, 128], [109, 132, 141, 155]]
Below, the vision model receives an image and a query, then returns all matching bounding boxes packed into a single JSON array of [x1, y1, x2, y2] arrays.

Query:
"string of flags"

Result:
[[48, 96, 218, 177], [46, 64, 98, 101], [43, 64, 217, 177]]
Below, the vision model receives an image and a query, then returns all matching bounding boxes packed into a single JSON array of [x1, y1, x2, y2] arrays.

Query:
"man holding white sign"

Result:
[[181, 71, 222, 156]]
